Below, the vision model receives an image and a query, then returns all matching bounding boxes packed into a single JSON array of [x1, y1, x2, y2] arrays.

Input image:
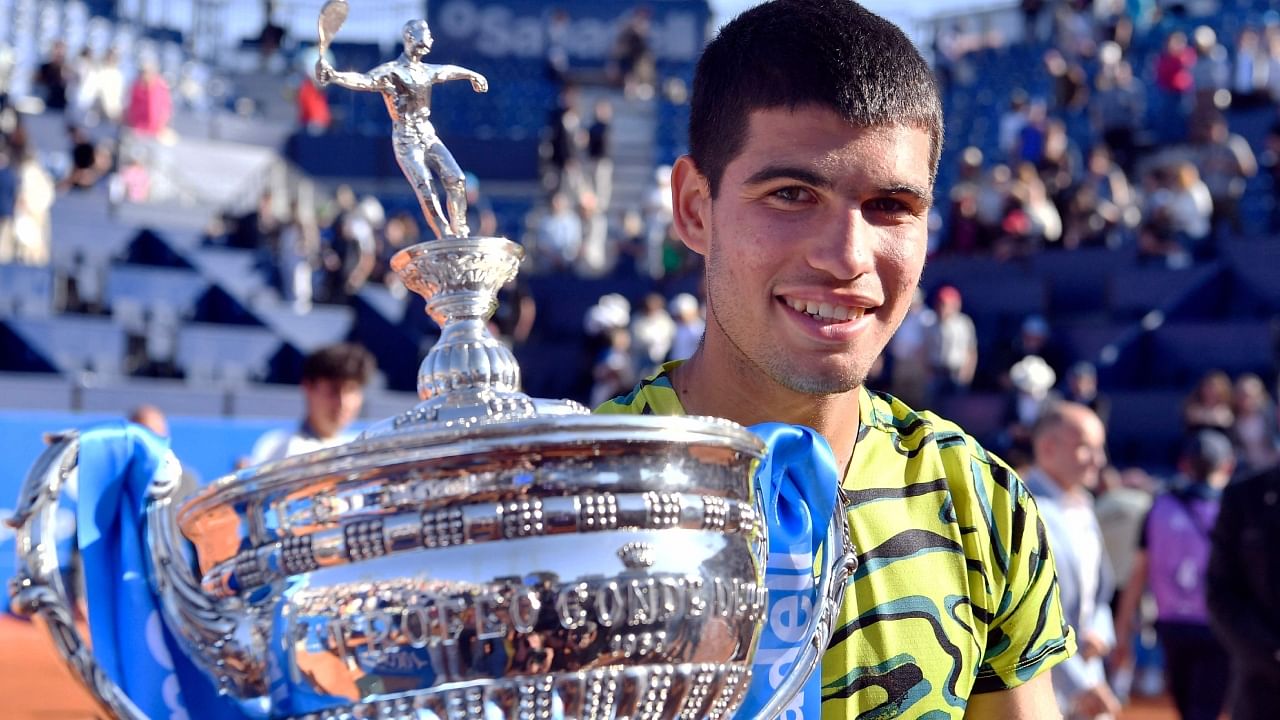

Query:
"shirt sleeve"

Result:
[[972, 461, 1077, 693]]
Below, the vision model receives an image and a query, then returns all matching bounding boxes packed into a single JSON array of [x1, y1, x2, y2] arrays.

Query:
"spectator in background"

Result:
[[536, 191, 581, 272], [1091, 60, 1146, 174], [296, 70, 331, 134], [575, 189, 609, 277], [586, 99, 613, 211], [630, 293, 675, 377], [12, 146, 54, 266], [544, 8, 571, 87], [667, 293, 703, 363], [1207, 463, 1280, 720], [125, 58, 173, 141], [1066, 145, 1136, 249], [1192, 114, 1256, 239], [1025, 403, 1121, 720], [1064, 361, 1111, 427], [1154, 31, 1196, 143], [463, 173, 497, 239], [1184, 370, 1235, 434], [1232, 373, 1279, 473], [1149, 162, 1213, 262], [1232, 28, 1270, 110], [60, 125, 110, 191], [998, 90, 1030, 161], [249, 343, 376, 464], [926, 285, 977, 396], [280, 198, 319, 314], [887, 288, 935, 409], [1190, 26, 1229, 112], [610, 6, 654, 100], [589, 327, 636, 408], [1114, 430, 1234, 720], [1003, 354, 1060, 468], [644, 165, 675, 279], [34, 40, 70, 112]]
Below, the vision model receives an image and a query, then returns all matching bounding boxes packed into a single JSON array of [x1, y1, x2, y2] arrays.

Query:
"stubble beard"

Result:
[[704, 252, 868, 398]]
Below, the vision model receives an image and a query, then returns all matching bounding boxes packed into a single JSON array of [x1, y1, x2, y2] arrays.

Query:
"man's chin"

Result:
[[771, 365, 865, 397]]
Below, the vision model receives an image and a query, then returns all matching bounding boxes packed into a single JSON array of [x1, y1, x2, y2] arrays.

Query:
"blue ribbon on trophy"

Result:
[[76, 422, 242, 719], [739, 423, 841, 720]]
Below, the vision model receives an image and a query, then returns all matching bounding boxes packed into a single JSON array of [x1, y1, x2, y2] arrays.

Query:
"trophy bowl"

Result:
[[170, 411, 769, 719]]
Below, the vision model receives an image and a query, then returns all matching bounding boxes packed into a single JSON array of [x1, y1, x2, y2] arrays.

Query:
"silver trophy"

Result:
[[8, 4, 856, 718]]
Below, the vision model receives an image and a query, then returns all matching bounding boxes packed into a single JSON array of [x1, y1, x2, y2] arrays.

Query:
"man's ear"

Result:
[[671, 155, 712, 256]]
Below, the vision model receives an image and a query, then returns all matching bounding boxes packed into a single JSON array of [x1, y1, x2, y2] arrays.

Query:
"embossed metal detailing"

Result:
[[205, 492, 759, 597], [423, 507, 465, 548], [501, 498, 545, 538], [344, 519, 387, 561], [645, 492, 683, 529], [281, 535, 318, 574], [701, 496, 729, 531], [578, 493, 619, 531]]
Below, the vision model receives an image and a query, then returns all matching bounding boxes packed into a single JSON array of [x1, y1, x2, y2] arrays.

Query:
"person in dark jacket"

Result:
[[1206, 462, 1280, 720]]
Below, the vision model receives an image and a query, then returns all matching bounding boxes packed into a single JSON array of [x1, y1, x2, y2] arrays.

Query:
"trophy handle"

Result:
[[7, 430, 267, 717], [751, 501, 858, 720], [7, 431, 149, 720]]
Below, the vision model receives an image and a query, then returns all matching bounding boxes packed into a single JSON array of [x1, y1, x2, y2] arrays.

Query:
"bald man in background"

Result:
[[1024, 403, 1121, 719]]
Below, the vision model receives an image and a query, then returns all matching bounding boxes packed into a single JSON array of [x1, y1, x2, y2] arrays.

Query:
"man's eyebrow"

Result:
[[742, 165, 834, 189], [880, 183, 934, 207]]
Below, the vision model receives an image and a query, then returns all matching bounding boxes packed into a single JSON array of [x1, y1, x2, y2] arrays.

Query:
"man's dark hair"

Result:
[[689, 0, 944, 196], [301, 342, 376, 385], [1180, 429, 1234, 480]]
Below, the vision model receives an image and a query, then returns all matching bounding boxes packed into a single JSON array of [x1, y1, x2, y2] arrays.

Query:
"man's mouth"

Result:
[[781, 297, 868, 325]]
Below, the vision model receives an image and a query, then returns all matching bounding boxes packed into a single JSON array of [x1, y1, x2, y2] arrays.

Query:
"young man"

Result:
[[598, 1, 1073, 716], [250, 342, 376, 464]]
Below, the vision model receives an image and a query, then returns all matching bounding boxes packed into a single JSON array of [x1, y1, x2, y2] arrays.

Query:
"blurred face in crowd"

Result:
[[673, 106, 932, 395], [303, 377, 365, 439], [1036, 406, 1108, 492]]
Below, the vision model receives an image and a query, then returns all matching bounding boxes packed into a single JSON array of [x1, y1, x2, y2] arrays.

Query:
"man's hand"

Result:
[[1072, 683, 1121, 719], [1078, 631, 1110, 661], [315, 60, 334, 86], [470, 74, 489, 93]]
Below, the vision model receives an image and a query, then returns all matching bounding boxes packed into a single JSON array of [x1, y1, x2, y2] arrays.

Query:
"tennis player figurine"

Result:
[[316, 2, 488, 239]]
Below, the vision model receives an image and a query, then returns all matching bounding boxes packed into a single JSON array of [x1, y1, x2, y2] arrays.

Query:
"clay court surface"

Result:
[[0, 614, 1181, 719]]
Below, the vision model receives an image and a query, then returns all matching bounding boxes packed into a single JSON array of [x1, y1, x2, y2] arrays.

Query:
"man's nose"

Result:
[[807, 206, 875, 280]]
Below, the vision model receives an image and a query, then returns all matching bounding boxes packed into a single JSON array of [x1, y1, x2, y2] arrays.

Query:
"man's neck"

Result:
[[672, 348, 862, 471]]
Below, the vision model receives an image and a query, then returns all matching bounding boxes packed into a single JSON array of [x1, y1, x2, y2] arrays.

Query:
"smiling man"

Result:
[[597, 1, 1073, 717]]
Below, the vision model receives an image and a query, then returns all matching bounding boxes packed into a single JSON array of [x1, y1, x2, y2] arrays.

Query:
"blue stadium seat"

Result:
[[105, 264, 209, 319], [0, 264, 55, 317], [4, 315, 127, 377], [175, 323, 284, 386]]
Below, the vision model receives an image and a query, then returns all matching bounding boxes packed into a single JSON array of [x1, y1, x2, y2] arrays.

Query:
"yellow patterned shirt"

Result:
[[597, 362, 1075, 718]]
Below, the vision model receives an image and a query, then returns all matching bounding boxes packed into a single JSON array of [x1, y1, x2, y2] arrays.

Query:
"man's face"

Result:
[[1041, 412, 1108, 491], [303, 377, 364, 439], [684, 106, 932, 395]]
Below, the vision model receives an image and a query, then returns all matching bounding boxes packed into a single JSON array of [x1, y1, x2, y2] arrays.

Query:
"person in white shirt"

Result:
[[1024, 402, 1121, 720], [249, 343, 376, 464]]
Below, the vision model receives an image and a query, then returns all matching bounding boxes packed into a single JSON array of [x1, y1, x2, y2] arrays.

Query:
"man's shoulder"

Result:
[[862, 389, 992, 464], [860, 389, 1025, 505], [249, 427, 295, 465]]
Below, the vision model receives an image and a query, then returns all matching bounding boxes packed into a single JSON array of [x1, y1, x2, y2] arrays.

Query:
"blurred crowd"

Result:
[[0, 34, 204, 267], [937, 2, 1279, 267]]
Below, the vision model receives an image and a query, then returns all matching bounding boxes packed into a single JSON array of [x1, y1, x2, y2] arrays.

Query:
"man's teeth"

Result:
[[787, 298, 865, 321]]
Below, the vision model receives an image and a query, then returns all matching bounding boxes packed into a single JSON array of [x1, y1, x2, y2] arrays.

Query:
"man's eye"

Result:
[[771, 187, 813, 204], [866, 197, 911, 214]]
